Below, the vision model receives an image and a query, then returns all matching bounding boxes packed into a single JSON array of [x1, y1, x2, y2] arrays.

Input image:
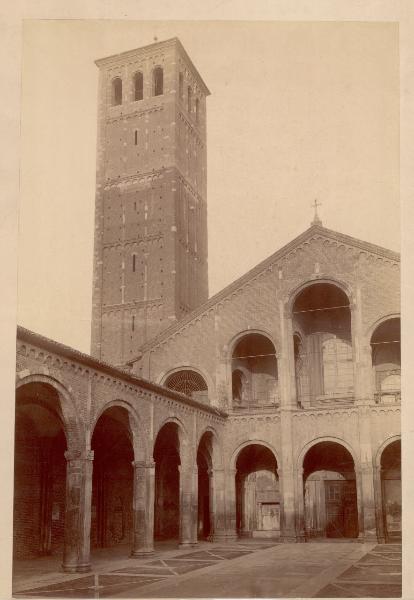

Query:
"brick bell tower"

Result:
[[91, 38, 210, 365]]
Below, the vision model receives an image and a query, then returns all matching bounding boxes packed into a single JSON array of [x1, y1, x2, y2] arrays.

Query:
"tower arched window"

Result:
[[187, 86, 192, 113], [134, 71, 143, 101], [111, 77, 122, 106], [153, 66, 164, 96], [179, 72, 184, 100], [195, 98, 200, 124]]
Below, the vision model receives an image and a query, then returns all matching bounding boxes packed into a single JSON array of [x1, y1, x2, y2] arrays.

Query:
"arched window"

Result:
[[371, 317, 400, 403], [134, 71, 143, 101], [232, 333, 278, 410], [291, 282, 353, 407], [195, 98, 200, 124], [164, 369, 208, 402], [187, 86, 192, 113], [153, 67, 163, 96], [111, 77, 122, 106], [179, 72, 184, 100]]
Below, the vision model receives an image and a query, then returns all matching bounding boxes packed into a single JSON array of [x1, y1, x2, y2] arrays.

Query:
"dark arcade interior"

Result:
[[236, 444, 280, 537], [153, 422, 180, 541], [14, 383, 67, 559], [303, 441, 358, 539], [91, 407, 134, 550]]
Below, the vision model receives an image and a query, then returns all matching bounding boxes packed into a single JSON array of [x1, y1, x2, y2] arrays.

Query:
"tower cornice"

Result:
[[95, 37, 211, 96]]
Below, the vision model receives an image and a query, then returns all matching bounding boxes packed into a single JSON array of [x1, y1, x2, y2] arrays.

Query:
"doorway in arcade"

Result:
[[236, 444, 280, 538]]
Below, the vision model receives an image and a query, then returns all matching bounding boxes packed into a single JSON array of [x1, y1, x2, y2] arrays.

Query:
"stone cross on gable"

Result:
[[311, 199, 322, 226]]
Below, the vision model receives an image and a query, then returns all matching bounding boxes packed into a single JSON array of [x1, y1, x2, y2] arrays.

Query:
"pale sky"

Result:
[[18, 20, 399, 353]]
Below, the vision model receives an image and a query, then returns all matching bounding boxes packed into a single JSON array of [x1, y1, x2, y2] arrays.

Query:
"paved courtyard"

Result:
[[13, 540, 401, 598]]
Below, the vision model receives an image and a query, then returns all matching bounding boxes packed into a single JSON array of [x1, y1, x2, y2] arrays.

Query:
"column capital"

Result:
[[65, 450, 94, 462], [178, 463, 198, 474], [360, 463, 374, 474], [132, 460, 156, 469]]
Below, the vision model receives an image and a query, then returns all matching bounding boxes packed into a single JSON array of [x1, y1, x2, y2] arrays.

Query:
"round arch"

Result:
[[91, 399, 148, 461], [297, 436, 359, 471], [287, 277, 355, 314], [375, 434, 401, 469], [366, 313, 401, 342], [197, 426, 224, 469], [230, 439, 280, 470], [16, 373, 80, 448], [153, 415, 189, 456], [227, 329, 279, 359]]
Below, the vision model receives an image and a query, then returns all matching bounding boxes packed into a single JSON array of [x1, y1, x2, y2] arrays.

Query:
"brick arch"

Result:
[[227, 329, 279, 359], [296, 435, 359, 471], [374, 434, 401, 469], [229, 439, 280, 470], [286, 277, 355, 313], [197, 425, 224, 469], [16, 373, 81, 450], [91, 399, 148, 462], [366, 313, 401, 342], [153, 415, 191, 464]]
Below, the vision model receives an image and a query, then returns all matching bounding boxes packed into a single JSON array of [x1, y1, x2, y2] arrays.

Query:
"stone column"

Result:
[[130, 461, 155, 558], [352, 287, 373, 402], [179, 464, 193, 548], [190, 465, 199, 546], [278, 301, 300, 541], [358, 462, 378, 541], [356, 401, 378, 542], [294, 468, 306, 541], [373, 465, 385, 543], [62, 450, 94, 573], [207, 468, 215, 540], [209, 468, 237, 542]]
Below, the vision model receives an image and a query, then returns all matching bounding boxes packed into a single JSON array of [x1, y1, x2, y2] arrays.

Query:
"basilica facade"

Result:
[[14, 37, 401, 574]]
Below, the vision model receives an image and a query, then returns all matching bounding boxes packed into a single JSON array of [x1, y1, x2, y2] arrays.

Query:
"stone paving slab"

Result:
[[12, 541, 402, 599], [313, 544, 402, 598]]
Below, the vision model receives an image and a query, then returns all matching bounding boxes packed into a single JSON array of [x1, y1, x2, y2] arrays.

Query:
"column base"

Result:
[[358, 532, 379, 544], [178, 542, 194, 548], [281, 533, 300, 543], [209, 531, 238, 543], [62, 563, 91, 573], [130, 550, 155, 558]]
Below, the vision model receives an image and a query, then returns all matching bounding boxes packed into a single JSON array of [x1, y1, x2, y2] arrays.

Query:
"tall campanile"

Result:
[[91, 38, 210, 365]]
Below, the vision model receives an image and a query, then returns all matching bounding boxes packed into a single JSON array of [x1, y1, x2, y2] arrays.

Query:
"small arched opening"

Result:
[[153, 67, 164, 96], [91, 406, 134, 553], [302, 441, 358, 539], [292, 282, 353, 407], [371, 318, 400, 404], [111, 77, 122, 106], [14, 382, 67, 559], [380, 439, 401, 541], [133, 71, 143, 101], [235, 444, 280, 538], [231, 333, 278, 410], [153, 422, 181, 541], [164, 369, 208, 404]]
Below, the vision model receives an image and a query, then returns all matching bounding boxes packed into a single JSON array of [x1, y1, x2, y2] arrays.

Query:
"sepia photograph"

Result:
[[10, 17, 402, 599]]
